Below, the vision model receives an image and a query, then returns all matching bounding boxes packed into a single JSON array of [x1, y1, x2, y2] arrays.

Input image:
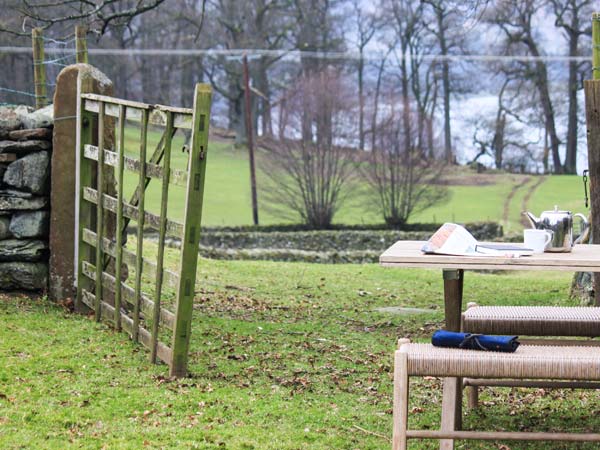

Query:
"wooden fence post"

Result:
[[585, 11, 600, 306], [32, 28, 47, 110], [75, 26, 88, 64], [243, 54, 259, 226], [170, 83, 212, 377]]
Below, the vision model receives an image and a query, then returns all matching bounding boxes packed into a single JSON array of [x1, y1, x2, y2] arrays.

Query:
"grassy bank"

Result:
[[2, 258, 599, 449], [119, 127, 584, 230]]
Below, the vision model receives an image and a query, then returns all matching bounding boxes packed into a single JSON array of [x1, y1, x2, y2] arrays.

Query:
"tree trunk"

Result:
[[564, 31, 579, 174], [428, 83, 438, 159], [358, 52, 365, 151], [533, 58, 563, 173], [400, 49, 411, 150], [257, 59, 272, 137], [543, 127, 550, 174], [436, 9, 452, 163], [493, 113, 506, 170], [371, 56, 387, 151]]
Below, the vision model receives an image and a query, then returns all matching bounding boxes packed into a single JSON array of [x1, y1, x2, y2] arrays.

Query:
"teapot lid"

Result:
[[543, 205, 571, 214]]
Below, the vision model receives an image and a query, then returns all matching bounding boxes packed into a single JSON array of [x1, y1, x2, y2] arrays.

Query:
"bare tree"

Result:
[[369, 46, 392, 152], [364, 107, 448, 227], [259, 71, 357, 228], [0, 0, 176, 36], [470, 78, 540, 170], [549, 0, 593, 174], [489, 0, 564, 173], [422, 0, 453, 163], [292, 0, 345, 142], [349, 0, 377, 151], [201, 0, 292, 143], [385, 0, 422, 168]]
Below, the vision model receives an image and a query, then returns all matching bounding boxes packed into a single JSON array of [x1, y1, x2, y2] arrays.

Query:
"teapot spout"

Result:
[[522, 211, 539, 228]]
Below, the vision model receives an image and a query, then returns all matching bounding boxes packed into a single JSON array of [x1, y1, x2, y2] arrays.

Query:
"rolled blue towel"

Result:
[[432, 330, 520, 353]]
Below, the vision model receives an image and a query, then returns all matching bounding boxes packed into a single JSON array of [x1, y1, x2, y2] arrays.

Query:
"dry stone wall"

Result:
[[0, 104, 53, 290]]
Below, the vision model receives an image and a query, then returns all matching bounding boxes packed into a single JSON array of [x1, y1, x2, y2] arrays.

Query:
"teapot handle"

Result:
[[573, 213, 590, 245]]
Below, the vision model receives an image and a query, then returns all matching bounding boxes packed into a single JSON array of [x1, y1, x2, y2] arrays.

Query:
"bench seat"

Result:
[[399, 343, 600, 380], [392, 341, 600, 449], [462, 305, 600, 337]]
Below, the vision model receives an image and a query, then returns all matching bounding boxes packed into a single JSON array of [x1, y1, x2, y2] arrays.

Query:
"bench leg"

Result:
[[392, 349, 409, 450], [467, 385, 479, 409], [440, 377, 462, 450]]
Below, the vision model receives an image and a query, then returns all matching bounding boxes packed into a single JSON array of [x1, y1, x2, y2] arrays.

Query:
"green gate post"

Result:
[[75, 71, 97, 312], [170, 84, 212, 377]]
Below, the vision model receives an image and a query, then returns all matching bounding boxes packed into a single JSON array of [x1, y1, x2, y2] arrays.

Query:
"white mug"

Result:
[[524, 229, 553, 254]]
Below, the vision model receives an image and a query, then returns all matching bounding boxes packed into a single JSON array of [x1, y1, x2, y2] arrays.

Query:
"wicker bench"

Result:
[[461, 303, 600, 408], [462, 303, 600, 337], [392, 339, 600, 450]]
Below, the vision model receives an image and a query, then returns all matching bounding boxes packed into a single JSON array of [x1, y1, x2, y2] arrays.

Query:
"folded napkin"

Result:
[[432, 330, 520, 353]]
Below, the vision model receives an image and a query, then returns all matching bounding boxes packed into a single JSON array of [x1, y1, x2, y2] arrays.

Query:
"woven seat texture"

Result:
[[462, 306, 600, 336], [401, 343, 600, 380]]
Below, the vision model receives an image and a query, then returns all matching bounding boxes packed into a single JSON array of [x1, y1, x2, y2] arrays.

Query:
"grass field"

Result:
[[118, 127, 587, 230], [2, 256, 599, 449]]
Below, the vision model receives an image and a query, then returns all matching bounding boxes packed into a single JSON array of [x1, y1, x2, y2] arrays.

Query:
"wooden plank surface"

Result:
[[380, 241, 600, 272], [114, 105, 126, 331], [84, 144, 188, 187], [133, 109, 149, 343], [82, 228, 179, 289], [151, 111, 173, 363], [81, 289, 173, 365], [170, 83, 212, 378], [94, 102, 105, 322], [81, 260, 175, 329], [83, 98, 193, 129], [75, 74, 95, 312], [82, 187, 183, 238]]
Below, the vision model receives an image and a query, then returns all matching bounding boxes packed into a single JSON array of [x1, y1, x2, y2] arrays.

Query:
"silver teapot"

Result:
[[523, 205, 589, 252]]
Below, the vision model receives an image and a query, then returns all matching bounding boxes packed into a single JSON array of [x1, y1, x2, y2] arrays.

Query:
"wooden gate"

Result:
[[75, 82, 212, 377]]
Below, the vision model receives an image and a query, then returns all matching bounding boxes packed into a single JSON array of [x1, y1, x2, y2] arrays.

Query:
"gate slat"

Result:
[[84, 145, 188, 188], [94, 101, 105, 322], [81, 289, 173, 364], [133, 110, 149, 343], [114, 105, 126, 331], [151, 111, 174, 363], [82, 187, 183, 239], [82, 94, 192, 129], [75, 74, 96, 312], [81, 228, 179, 289], [81, 260, 174, 329]]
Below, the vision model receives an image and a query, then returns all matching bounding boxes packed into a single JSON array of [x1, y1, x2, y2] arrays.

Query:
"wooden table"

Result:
[[379, 241, 600, 450]]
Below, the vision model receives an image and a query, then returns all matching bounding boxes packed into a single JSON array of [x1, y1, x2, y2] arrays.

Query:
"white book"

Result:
[[421, 223, 533, 257]]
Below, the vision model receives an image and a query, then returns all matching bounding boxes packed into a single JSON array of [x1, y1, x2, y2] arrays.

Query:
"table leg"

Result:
[[443, 269, 464, 332], [440, 269, 464, 450]]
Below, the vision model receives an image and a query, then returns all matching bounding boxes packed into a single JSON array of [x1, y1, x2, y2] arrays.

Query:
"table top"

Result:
[[380, 241, 600, 272]]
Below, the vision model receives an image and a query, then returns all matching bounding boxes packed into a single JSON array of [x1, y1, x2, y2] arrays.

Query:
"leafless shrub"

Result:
[[259, 71, 358, 229], [363, 108, 449, 227]]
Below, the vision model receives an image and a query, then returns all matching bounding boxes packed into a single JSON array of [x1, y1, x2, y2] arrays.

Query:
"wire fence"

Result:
[[0, 43, 593, 171], [0, 36, 78, 107]]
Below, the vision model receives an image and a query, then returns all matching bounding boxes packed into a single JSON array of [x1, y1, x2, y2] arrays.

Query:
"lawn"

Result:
[[118, 127, 586, 230], [2, 258, 600, 449], [527, 175, 587, 221]]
